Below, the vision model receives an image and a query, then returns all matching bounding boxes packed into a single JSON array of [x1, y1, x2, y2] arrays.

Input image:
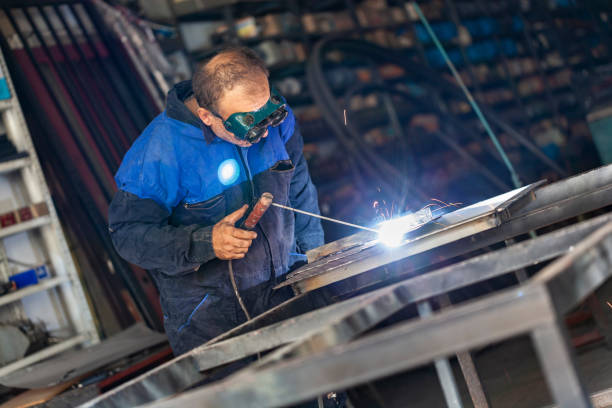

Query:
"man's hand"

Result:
[[212, 205, 257, 260]]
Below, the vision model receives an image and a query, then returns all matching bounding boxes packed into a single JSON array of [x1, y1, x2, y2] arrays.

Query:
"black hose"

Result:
[[305, 38, 568, 194], [228, 260, 252, 320]]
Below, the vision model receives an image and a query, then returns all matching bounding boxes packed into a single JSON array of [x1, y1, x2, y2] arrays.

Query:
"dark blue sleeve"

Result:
[[285, 122, 325, 252], [108, 190, 216, 274]]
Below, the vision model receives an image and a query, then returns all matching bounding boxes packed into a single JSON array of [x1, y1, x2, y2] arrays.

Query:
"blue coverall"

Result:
[[108, 81, 324, 355]]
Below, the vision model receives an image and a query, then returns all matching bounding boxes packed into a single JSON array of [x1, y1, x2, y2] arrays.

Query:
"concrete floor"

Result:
[[365, 335, 612, 408]]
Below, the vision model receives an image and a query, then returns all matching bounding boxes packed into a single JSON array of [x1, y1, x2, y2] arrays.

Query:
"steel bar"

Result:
[[456, 351, 490, 408], [142, 223, 612, 408], [417, 301, 463, 408], [531, 322, 591, 408], [141, 285, 552, 408], [81, 291, 380, 408], [438, 294, 490, 408], [87, 213, 612, 407]]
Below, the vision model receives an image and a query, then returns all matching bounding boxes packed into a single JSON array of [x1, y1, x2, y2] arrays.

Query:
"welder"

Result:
[[107, 47, 324, 356]]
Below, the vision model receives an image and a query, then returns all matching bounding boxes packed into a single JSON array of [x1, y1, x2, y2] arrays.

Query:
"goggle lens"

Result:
[[244, 107, 288, 143]]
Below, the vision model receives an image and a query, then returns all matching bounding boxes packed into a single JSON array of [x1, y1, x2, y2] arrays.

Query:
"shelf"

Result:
[[0, 276, 69, 307], [0, 215, 52, 239], [0, 157, 30, 174], [0, 333, 88, 378]]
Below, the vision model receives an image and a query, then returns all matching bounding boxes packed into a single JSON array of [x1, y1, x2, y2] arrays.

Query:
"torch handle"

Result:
[[242, 192, 274, 230]]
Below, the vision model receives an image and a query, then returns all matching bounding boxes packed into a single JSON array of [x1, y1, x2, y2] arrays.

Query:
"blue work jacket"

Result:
[[108, 81, 323, 354]]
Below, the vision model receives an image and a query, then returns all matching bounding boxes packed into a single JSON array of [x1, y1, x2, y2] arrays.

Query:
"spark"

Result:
[[430, 198, 451, 206], [607, 301, 612, 309], [343, 109, 347, 126]]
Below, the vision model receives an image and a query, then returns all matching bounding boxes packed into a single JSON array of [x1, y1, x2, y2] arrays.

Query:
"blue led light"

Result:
[[218, 158, 240, 185]]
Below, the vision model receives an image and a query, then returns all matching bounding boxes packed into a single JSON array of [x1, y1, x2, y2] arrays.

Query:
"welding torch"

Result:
[[230, 192, 376, 320], [230, 192, 410, 320]]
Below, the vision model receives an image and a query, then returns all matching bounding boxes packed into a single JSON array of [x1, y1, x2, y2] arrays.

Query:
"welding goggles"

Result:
[[215, 88, 288, 144]]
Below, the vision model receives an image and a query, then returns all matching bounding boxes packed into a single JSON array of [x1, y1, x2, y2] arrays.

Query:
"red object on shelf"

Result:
[[0, 212, 16, 227]]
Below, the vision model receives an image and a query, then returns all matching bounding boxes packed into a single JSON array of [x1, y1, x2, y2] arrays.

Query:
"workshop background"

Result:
[[0, 0, 611, 406]]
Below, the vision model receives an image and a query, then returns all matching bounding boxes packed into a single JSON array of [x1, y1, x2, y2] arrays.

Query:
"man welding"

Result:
[[108, 47, 324, 355]]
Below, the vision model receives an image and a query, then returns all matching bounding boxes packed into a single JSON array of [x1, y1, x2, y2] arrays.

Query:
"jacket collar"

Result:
[[165, 80, 218, 144]]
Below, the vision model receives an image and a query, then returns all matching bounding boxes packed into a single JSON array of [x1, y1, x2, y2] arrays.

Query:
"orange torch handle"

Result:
[[242, 193, 274, 230]]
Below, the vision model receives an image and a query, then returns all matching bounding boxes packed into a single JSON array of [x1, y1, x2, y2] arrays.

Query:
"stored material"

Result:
[[0, 46, 98, 378]]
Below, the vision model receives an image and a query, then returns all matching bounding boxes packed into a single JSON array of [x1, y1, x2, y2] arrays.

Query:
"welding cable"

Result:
[[228, 261, 252, 321], [342, 83, 510, 191], [306, 45, 426, 207], [412, 2, 521, 188], [305, 38, 567, 191]]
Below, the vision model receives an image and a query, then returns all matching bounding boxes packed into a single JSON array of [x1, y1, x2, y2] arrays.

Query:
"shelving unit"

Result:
[[0, 46, 98, 377]]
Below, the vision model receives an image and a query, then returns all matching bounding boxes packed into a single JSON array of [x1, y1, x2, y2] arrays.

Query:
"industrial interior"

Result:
[[0, 0, 612, 407]]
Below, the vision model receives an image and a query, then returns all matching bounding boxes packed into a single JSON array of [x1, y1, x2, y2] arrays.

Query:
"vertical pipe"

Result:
[[417, 301, 464, 408]]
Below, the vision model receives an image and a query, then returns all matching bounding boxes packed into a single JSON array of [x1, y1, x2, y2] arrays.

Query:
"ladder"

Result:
[[0, 46, 98, 378]]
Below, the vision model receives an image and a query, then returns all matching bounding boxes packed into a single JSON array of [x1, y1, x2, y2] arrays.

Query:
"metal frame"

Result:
[[84, 167, 612, 407], [140, 221, 612, 408], [82, 164, 612, 408]]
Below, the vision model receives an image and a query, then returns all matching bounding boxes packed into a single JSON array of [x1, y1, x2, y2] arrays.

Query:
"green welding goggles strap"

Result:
[[222, 88, 288, 143]]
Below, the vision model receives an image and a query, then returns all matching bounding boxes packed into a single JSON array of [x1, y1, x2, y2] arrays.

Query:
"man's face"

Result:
[[198, 75, 270, 147]]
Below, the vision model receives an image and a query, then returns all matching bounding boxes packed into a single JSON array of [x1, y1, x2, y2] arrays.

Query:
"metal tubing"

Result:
[[64, 3, 149, 131], [77, 2, 158, 122], [141, 286, 552, 408], [456, 352, 490, 408], [417, 301, 464, 408], [85, 213, 612, 407], [33, 7, 122, 165], [81, 291, 380, 407], [142, 223, 612, 408], [531, 321, 592, 408], [51, 5, 136, 148]]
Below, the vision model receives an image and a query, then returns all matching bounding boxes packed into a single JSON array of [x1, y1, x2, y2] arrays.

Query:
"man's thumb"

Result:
[[224, 204, 248, 224]]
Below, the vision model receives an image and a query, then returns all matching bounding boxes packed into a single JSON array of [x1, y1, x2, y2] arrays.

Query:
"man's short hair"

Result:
[[193, 46, 269, 112]]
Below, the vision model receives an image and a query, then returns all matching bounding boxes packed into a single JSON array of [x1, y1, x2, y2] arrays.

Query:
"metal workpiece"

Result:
[[143, 283, 554, 408], [143, 222, 612, 408], [83, 165, 612, 408], [279, 182, 540, 292], [81, 290, 380, 408], [84, 211, 612, 407], [286, 165, 612, 295]]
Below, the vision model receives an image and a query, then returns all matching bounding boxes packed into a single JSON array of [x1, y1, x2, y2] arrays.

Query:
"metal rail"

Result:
[[142, 222, 612, 408]]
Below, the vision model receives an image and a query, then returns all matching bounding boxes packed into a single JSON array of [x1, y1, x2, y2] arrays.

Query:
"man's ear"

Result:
[[197, 107, 215, 126]]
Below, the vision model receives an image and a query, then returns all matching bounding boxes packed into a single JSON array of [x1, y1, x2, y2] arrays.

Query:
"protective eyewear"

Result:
[[213, 88, 288, 144]]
